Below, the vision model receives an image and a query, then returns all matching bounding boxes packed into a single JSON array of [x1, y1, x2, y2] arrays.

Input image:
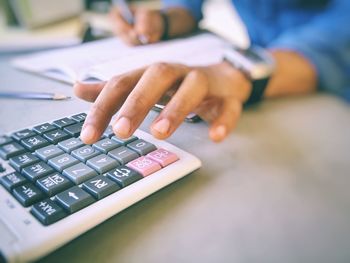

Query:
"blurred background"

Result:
[[0, 0, 249, 53]]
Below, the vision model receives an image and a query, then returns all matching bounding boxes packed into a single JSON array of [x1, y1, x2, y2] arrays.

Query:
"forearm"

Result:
[[264, 50, 317, 98], [163, 8, 198, 38]]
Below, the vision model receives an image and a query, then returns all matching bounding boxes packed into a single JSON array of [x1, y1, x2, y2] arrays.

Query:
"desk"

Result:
[[1, 54, 350, 263]]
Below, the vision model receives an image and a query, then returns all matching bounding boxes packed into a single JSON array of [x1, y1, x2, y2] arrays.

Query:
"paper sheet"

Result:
[[12, 33, 230, 84]]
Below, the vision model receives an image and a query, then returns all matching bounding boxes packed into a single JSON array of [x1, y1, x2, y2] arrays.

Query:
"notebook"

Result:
[[11, 33, 230, 84]]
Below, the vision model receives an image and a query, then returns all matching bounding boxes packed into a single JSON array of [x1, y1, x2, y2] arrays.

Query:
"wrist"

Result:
[[220, 61, 252, 103], [159, 10, 170, 40]]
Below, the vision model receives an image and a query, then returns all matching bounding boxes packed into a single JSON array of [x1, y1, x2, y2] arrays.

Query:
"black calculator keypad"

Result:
[[0, 113, 179, 226]]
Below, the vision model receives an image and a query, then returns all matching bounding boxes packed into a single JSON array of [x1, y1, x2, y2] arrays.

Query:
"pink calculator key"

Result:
[[126, 156, 161, 177], [147, 148, 179, 167]]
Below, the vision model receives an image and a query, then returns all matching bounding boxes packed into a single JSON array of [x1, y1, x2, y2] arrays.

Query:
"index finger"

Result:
[[80, 68, 145, 144]]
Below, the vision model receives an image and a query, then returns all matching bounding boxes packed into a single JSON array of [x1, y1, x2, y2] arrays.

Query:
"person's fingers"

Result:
[[73, 81, 106, 102], [109, 7, 139, 45], [209, 98, 242, 142], [134, 10, 162, 44], [112, 63, 189, 138], [150, 69, 208, 139], [80, 68, 146, 144]]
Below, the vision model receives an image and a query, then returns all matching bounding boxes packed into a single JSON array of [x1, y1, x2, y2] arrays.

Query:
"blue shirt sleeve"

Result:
[[269, 0, 350, 98], [161, 0, 204, 21]]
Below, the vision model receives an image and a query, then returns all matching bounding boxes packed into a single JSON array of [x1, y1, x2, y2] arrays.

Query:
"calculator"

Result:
[[0, 113, 201, 263]]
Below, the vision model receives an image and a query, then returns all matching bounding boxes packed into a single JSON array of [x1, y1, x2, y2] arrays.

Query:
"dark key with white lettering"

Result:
[[11, 129, 37, 141], [9, 153, 39, 171], [52, 118, 76, 129], [111, 135, 138, 145], [126, 139, 157, 155], [92, 138, 121, 154], [108, 146, 139, 165], [21, 135, 49, 151], [55, 186, 95, 213], [71, 146, 99, 162], [32, 123, 57, 135], [82, 175, 120, 200], [58, 138, 84, 153], [86, 154, 119, 174], [43, 129, 71, 144], [48, 153, 79, 172], [70, 113, 87, 122], [22, 161, 55, 181], [103, 126, 115, 138], [0, 142, 26, 160], [12, 183, 45, 207], [0, 136, 13, 146], [106, 166, 143, 188], [35, 145, 64, 161], [63, 122, 83, 137], [36, 173, 73, 196], [0, 172, 27, 191], [31, 199, 67, 225]]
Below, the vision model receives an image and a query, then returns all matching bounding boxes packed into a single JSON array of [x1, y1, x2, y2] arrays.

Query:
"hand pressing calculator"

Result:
[[0, 113, 201, 263]]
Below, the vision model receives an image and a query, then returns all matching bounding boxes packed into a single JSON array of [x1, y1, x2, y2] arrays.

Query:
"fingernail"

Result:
[[153, 118, 170, 135], [113, 117, 131, 137], [215, 125, 227, 138], [80, 125, 96, 143], [138, 35, 149, 44]]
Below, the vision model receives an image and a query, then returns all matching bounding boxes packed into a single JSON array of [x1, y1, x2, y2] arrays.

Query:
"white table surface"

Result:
[[1, 55, 350, 263]]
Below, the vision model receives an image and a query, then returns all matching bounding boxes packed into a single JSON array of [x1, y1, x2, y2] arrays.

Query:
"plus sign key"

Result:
[[31, 199, 67, 225]]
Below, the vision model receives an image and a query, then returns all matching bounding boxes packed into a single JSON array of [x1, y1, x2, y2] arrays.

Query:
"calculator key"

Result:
[[43, 129, 71, 144], [22, 162, 55, 181], [12, 183, 45, 207], [31, 199, 67, 225], [127, 139, 156, 156], [0, 172, 27, 191], [106, 166, 143, 187], [9, 153, 39, 172], [147, 148, 179, 167], [32, 123, 57, 135], [70, 113, 87, 122], [36, 173, 73, 196], [52, 117, 76, 129], [103, 126, 115, 138], [0, 136, 13, 146], [21, 135, 49, 151], [0, 142, 26, 160], [58, 138, 84, 153], [82, 175, 120, 200], [86, 154, 119, 174], [55, 186, 95, 213], [126, 156, 161, 177], [92, 138, 121, 154], [63, 163, 98, 184], [108, 146, 139, 165], [35, 145, 64, 161], [71, 146, 99, 162], [11, 129, 37, 141], [63, 122, 83, 137], [0, 164, 5, 173], [48, 153, 79, 172], [111, 135, 138, 145]]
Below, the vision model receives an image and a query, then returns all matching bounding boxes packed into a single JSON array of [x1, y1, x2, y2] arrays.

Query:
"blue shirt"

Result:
[[162, 0, 350, 100]]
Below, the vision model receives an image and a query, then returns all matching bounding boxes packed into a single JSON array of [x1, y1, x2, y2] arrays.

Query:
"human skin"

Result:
[[75, 7, 317, 144]]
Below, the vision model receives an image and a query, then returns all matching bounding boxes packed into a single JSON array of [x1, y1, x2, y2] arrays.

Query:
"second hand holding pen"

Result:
[[113, 0, 149, 44]]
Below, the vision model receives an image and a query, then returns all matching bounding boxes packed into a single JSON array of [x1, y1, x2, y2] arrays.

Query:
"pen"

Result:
[[112, 0, 149, 44], [0, 91, 71, 100]]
